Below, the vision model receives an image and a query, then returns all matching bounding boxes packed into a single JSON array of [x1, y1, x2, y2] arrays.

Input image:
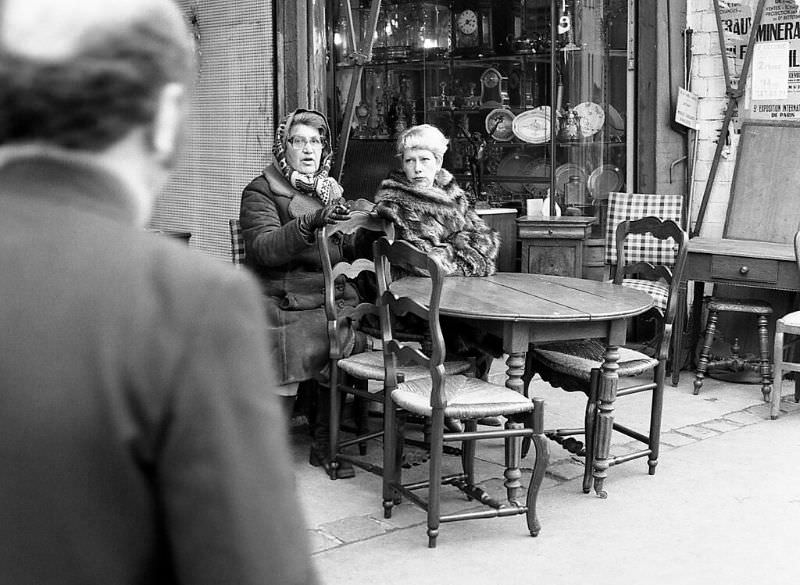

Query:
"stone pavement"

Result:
[[289, 364, 800, 585]]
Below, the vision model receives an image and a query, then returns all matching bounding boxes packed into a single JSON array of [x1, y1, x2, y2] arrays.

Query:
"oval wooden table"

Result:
[[391, 272, 654, 497]]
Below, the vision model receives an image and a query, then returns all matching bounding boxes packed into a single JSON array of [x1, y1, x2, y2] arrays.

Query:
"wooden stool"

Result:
[[693, 297, 773, 400]]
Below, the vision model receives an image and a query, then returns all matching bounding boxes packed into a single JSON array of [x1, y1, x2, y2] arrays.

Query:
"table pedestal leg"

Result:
[[505, 352, 526, 394], [593, 344, 620, 498]]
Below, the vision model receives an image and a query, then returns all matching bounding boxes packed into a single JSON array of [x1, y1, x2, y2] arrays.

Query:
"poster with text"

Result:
[[729, 0, 800, 119]]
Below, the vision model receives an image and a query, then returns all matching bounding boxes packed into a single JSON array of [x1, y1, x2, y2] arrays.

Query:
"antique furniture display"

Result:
[[375, 237, 548, 548], [329, 1, 632, 222], [771, 231, 800, 419], [527, 216, 688, 495], [389, 270, 654, 497]]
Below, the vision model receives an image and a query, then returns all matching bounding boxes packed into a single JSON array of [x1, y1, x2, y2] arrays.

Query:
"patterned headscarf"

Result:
[[272, 109, 344, 204]]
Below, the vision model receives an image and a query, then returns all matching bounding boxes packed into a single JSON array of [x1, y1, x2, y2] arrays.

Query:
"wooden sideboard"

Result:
[[517, 216, 597, 278]]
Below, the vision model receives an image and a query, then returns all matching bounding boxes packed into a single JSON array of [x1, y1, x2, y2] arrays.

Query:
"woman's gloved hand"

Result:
[[298, 203, 352, 232]]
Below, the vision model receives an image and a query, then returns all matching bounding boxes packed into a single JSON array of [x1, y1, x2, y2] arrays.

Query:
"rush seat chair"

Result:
[[374, 236, 548, 548], [527, 216, 687, 497], [318, 212, 472, 479]]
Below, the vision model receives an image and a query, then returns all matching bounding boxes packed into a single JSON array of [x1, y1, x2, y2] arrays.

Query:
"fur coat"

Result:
[[373, 168, 500, 276]]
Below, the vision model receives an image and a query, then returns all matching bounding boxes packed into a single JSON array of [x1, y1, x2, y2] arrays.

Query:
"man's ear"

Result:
[[150, 82, 186, 164]]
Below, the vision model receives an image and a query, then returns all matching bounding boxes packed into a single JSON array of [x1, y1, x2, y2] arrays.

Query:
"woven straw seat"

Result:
[[534, 340, 658, 382], [392, 374, 535, 419], [338, 349, 471, 381]]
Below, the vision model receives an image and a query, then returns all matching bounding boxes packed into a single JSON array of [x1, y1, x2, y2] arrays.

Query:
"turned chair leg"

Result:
[[582, 369, 600, 494], [694, 306, 719, 395]]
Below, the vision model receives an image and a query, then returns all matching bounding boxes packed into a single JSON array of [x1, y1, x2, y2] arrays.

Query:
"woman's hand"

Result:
[[299, 204, 352, 231]]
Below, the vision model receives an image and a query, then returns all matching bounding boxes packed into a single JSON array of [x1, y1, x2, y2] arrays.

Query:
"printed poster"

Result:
[[723, 0, 800, 119]]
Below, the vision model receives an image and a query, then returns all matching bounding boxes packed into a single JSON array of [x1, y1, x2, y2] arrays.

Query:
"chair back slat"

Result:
[[317, 211, 392, 360], [605, 193, 684, 266], [374, 237, 448, 405], [229, 219, 246, 266]]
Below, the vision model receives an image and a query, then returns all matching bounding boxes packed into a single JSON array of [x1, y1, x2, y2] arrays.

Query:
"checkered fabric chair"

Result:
[[527, 216, 688, 496], [605, 192, 684, 313], [229, 219, 246, 266]]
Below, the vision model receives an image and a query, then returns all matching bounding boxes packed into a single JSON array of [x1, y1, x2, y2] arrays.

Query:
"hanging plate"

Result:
[[554, 163, 587, 197], [485, 108, 516, 142], [587, 164, 624, 201], [512, 106, 552, 144], [495, 152, 540, 194], [605, 104, 625, 136], [574, 101, 606, 138]]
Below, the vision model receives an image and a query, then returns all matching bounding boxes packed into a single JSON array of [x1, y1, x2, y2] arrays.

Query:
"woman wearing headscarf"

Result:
[[240, 109, 371, 477]]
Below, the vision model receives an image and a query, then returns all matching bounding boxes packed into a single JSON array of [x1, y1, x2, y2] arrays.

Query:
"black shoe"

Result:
[[445, 417, 464, 433], [309, 443, 355, 479]]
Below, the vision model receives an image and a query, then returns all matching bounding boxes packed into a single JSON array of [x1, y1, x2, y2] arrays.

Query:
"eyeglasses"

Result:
[[287, 136, 325, 150]]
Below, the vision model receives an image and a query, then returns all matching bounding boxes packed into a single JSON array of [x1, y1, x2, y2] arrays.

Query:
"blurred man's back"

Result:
[[0, 1, 318, 584]]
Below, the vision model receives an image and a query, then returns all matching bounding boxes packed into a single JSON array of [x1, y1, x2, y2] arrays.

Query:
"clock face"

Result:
[[457, 9, 478, 35]]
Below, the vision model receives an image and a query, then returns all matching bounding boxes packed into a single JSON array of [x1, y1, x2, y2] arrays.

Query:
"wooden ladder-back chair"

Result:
[[374, 236, 548, 548], [318, 212, 472, 479], [527, 216, 687, 497]]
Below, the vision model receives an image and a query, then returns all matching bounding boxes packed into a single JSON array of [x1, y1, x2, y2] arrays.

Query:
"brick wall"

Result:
[[687, 0, 736, 238]]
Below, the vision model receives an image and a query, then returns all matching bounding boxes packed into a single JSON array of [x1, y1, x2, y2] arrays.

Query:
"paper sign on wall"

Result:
[[675, 88, 699, 129], [752, 40, 789, 100]]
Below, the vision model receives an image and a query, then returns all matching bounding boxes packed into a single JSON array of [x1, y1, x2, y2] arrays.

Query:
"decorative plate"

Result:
[[521, 157, 551, 196], [554, 163, 587, 198], [495, 153, 538, 194], [605, 104, 625, 136], [512, 106, 552, 144], [574, 101, 606, 138], [587, 164, 624, 200], [485, 108, 516, 142]]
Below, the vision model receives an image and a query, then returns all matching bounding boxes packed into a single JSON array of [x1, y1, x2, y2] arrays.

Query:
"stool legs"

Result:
[[693, 307, 719, 395], [771, 324, 784, 420]]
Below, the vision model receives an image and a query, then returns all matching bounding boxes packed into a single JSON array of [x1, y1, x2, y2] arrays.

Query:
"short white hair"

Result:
[[395, 124, 448, 162]]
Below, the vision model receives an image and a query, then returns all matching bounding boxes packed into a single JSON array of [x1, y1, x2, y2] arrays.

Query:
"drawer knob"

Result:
[[739, 266, 749, 275]]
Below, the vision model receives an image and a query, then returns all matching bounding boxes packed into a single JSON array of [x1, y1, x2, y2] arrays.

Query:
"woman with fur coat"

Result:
[[373, 124, 500, 277]]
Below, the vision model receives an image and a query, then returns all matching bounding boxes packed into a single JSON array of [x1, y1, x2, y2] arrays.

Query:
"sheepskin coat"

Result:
[[373, 168, 500, 276]]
